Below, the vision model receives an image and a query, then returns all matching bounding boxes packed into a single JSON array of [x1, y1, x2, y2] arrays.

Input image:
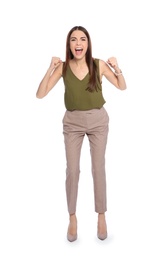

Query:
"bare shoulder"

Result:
[[59, 62, 64, 76], [54, 61, 64, 77], [99, 59, 112, 76]]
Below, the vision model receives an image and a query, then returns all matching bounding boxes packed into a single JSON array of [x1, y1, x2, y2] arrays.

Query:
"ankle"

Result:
[[69, 214, 77, 223], [98, 213, 106, 221]]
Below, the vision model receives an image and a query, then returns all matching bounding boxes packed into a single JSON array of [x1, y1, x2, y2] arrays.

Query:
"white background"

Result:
[[0, 0, 162, 259]]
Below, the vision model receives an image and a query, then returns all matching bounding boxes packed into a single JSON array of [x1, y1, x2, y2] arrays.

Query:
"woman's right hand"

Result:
[[50, 57, 62, 70]]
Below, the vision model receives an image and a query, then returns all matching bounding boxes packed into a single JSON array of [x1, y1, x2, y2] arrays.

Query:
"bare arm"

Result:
[[36, 57, 63, 99], [100, 57, 127, 90]]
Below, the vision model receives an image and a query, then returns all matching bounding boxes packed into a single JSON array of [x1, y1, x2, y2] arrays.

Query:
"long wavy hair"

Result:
[[63, 26, 101, 92]]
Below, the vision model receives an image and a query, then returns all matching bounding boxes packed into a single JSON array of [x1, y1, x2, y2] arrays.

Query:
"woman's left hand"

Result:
[[106, 57, 119, 71]]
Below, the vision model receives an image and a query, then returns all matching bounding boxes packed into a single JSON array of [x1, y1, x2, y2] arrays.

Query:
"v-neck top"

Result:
[[62, 58, 106, 111]]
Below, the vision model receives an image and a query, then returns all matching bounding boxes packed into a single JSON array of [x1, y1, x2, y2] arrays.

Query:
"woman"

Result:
[[36, 26, 127, 242]]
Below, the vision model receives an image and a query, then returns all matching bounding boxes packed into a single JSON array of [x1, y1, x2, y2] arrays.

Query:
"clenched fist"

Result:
[[106, 57, 119, 71], [50, 57, 62, 70]]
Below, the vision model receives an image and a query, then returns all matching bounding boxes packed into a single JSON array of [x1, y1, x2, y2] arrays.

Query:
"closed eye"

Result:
[[81, 37, 86, 41], [70, 37, 87, 41]]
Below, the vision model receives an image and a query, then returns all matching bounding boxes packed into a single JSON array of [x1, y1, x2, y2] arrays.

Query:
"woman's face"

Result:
[[69, 30, 88, 60]]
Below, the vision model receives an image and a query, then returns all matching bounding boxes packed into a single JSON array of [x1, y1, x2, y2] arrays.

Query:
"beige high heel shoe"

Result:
[[67, 232, 77, 242], [97, 230, 107, 240], [67, 223, 77, 242], [67, 215, 77, 242], [97, 214, 108, 240]]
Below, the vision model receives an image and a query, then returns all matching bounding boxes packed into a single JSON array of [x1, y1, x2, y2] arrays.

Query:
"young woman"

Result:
[[36, 26, 127, 242]]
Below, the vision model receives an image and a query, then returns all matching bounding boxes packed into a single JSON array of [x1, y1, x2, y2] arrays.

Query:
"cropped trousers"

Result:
[[62, 107, 109, 214]]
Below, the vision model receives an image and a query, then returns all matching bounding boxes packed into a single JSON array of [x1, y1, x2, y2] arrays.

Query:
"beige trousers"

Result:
[[62, 107, 109, 214]]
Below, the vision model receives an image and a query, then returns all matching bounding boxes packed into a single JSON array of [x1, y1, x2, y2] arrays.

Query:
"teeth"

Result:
[[76, 48, 82, 50]]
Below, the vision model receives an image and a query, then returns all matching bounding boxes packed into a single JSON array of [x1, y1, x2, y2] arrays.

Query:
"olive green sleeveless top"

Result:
[[62, 58, 106, 111]]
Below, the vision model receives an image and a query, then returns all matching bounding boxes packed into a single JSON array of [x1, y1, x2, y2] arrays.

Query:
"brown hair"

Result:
[[63, 26, 101, 92]]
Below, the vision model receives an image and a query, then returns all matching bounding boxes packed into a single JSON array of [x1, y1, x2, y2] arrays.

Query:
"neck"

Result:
[[72, 58, 86, 67]]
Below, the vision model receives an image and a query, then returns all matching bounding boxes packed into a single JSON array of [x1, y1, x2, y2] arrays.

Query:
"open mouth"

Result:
[[75, 47, 83, 55]]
